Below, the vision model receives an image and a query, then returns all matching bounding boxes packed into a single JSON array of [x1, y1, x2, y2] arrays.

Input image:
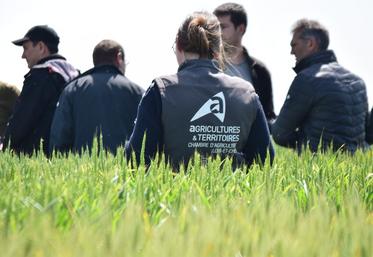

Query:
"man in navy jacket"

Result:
[[50, 40, 144, 155], [272, 19, 369, 153]]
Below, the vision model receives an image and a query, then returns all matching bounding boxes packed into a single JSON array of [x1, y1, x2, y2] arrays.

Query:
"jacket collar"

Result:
[[178, 59, 220, 73], [293, 50, 337, 74], [242, 47, 256, 67], [82, 64, 123, 76], [36, 54, 66, 65]]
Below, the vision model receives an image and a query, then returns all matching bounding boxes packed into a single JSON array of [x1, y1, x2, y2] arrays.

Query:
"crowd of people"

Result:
[[1, 2, 372, 170]]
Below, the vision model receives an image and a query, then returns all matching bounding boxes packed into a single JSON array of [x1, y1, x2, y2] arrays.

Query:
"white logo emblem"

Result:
[[190, 92, 226, 122]]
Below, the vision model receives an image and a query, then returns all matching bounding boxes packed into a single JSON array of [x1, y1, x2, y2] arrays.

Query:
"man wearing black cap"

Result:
[[3, 25, 79, 155]]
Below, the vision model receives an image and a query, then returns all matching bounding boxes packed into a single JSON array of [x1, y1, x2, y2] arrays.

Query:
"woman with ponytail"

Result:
[[126, 11, 274, 170]]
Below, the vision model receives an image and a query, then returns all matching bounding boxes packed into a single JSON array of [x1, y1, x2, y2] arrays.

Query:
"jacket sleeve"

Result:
[[125, 82, 163, 166], [366, 107, 373, 144], [271, 74, 314, 148], [256, 65, 276, 120], [49, 87, 74, 154], [241, 101, 274, 166]]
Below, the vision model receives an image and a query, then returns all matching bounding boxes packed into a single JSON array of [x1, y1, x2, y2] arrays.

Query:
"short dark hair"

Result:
[[213, 2, 247, 32], [92, 40, 124, 67], [292, 19, 330, 51], [38, 41, 58, 54], [29, 40, 59, 54]]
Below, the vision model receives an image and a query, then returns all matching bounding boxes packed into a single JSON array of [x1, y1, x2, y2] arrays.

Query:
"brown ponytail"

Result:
[[176, 12, 226, 70]]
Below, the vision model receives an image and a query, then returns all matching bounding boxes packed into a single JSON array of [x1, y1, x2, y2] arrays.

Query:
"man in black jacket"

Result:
[[272, 19, 370, 153], [49, 40, 144, 155], [4, 25, 79, 155], [213, 3, 276, 122]]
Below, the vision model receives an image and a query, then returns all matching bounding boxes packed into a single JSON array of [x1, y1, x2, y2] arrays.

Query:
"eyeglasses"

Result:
[[172, 41, 176, 53]]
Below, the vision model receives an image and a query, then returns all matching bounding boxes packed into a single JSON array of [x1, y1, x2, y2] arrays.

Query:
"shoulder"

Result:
[[219, 72, 256, 93], [151, 74, 180, 96], [154, 74, 179, 88], [295, 62, 346, 89], [320, 62, 364, 81], [137, 82, 162, 112], [243, 49, 270, 70], [62, 76, 85, 94], [298, 62, 324, 77], [249, 55, 267, 69], [120, 76, 145, 95], [25, 66, 64, 87], [288, 72, 316, 97]]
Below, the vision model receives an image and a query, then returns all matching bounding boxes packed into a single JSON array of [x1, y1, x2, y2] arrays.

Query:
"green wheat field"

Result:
[[0, 144, 372, 257]]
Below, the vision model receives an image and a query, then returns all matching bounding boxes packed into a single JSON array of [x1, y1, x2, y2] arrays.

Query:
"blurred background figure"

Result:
[[0, 81, 19, 147]]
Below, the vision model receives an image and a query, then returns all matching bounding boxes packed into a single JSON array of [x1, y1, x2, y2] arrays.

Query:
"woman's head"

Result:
[[175, 12, 225, 67]]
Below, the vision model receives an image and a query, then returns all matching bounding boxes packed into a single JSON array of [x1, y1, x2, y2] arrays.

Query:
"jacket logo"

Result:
[[190, 92, 226, 122]]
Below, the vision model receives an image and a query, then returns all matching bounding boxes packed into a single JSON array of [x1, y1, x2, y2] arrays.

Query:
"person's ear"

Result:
[[116, 52, 125, 74], [176, 40, 182, 53], [237, 24, 245, 35], [38, 41, 50, 55], [37, 41, 44, 51], [307, 37, 319, 52], [175, 41, 186, 65]]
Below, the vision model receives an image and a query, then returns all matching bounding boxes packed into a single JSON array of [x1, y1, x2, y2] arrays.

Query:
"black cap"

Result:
[[12, 25, 60, 47]]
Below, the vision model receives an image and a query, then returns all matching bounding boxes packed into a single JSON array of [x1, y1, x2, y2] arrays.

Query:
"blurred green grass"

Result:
[[0, 145, 372, 257]]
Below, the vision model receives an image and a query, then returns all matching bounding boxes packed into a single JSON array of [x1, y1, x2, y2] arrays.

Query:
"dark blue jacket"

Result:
[[49, 65, 144, 154], [272, 50, 369, 152], [126, 59, 274, 169]]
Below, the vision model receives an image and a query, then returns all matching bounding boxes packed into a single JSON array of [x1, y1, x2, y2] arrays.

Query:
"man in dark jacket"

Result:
[[4, 25, 79, 155], [272, 19, 370, 153], [213, 3, 276, 121], [49, 40, 144, 155]]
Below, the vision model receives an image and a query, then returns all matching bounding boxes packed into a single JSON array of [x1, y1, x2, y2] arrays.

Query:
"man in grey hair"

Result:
[[272, 19, 370, 153]]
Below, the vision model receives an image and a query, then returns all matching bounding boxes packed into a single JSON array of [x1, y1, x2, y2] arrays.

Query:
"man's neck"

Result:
[[228, 45, 245, 65]]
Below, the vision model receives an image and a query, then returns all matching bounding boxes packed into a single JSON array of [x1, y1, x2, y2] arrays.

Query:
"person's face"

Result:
[[21, 40, 44, 68], [290, 32, 314, 64], [217, 15, 243, 46]]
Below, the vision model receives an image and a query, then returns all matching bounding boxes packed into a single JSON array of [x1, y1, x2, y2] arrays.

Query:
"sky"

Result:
[[0, 0, 372, 112]]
